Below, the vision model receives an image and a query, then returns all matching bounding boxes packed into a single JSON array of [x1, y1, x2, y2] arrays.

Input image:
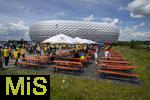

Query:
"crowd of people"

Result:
[[1, 46, 26, 66], [0, 42, 111, 69]]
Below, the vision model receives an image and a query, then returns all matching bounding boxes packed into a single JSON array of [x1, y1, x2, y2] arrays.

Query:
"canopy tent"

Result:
[[74, 37, 96, 44], [41, 34, 75, 44], [82, 39, 91, 44], [85, 39, 96, 44], [73, 37, 84, 44]]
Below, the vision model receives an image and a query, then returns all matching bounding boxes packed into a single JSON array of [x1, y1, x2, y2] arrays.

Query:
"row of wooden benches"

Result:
[[97, 49, 139, 79], [17, 49, 94, 74], [17, 61, 83, 74], [17, 57, 88, 74]]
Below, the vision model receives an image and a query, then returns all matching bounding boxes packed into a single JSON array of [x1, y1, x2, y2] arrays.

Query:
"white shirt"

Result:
[[105, 51, 110, 58]]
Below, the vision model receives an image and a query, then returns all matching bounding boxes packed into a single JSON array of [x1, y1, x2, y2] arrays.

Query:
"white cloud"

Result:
[[127, 0, 150, 18], [110, 18, 119, 25], [0, 21, 30, 41], [130, 13, 144, 18], [132, 22, 145, 30], [118, 22, 150, 41], [101, 17, 120, 25], [9, 21, 29, 31], [84, 14, 94, 21]]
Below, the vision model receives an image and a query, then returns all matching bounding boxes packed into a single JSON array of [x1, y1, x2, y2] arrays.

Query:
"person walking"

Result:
[[13, 49, 19, 66], [21, 47, 26, 58], [44, 46, 48, 55], [104, 49, 110, 60], [16, 47, 21, 59], [3, 47, 10, 66], [36, 45, 41, 57], [0, 47, 3, 70], [8, 47, 13, 59]]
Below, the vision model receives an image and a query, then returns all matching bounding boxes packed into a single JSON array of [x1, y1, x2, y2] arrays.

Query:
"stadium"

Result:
[[29, 20, 120, 43]]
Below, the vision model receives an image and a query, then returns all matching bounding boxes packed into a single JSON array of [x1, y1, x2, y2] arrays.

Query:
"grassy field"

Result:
[[0, 46, 150, 100]]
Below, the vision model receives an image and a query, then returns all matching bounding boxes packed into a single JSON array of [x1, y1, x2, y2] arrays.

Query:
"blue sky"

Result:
[[0, 0, 150, 41]]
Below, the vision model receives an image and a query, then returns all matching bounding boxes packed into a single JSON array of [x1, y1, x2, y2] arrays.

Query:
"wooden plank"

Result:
[[99, 60, 130, 64], [97, 70, 139, 77], [21, 58, 49, 62], [17, 62, 42, 67], [48, 66, 80, 71], [53, 60, 82, 65], [98, 63, 137, 69], [101, 57, 126, 61], [99, 67, 133, 70]]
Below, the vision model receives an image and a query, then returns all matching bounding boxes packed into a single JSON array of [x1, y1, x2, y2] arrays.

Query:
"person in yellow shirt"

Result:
[[44, 46, 47, 55], [16, 47, 21, 58], [13, 49, 18, 66], [3, 47, 9, 66], [0, 47, 3, 69], [21, 47, 26, 58]]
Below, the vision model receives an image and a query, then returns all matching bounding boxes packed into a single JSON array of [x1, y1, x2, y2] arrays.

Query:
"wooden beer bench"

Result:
[[38, 55, 51, 60], [101, 57, 126, 61], [99, 60, 130, 65], [53, 60, 82, 65], [52, 60, 84, 73], [48, 65, 82, 74], [98, 67, 136, 71], [21, 57, 49, 64], [68, 58, 89, 67], [97, 70, 139, 78], [17, 62, 43, 68], [98, 63, 137, 69]]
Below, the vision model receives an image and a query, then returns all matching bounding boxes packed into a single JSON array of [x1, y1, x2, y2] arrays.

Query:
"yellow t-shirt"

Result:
[[3, 49, 9, 57], [21, 49, 26, 54], [44, 47, 47, 51], [17, 48, 21, 53], [13, 51, 18, 59]]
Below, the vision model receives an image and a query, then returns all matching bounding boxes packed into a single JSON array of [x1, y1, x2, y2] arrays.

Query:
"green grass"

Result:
[[0, 46, 150, 100]]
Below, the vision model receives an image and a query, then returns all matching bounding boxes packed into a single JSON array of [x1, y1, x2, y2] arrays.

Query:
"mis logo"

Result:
[[0, 75, 50, 99]]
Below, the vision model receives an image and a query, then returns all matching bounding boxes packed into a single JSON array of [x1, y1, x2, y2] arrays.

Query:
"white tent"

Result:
[[82, 39, 91, 44], [73, 37, 84, 44], [74, 37, 96, 44], [85, 39, 96, 44], [41, 34, 75, 44]]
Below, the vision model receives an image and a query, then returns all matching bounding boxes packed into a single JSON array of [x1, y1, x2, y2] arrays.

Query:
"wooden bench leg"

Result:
[[73, 70, 80, 74], [54, 68, 57, 72], [80, 68, 84, 72], [125, 70, 132, 74]]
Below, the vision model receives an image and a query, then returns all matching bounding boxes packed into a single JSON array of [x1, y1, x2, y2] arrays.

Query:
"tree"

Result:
[[21, 38, 24, 44], [130, 39, 135, 49]]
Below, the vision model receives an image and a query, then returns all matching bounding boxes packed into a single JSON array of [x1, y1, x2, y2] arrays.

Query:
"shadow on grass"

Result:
[[98, 74, 143, 85]]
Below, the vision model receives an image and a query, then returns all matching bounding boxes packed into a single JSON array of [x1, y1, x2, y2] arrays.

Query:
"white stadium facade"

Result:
[[29, 20, 120, 43]]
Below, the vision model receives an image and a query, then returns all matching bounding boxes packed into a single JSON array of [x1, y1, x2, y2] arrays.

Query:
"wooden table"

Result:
[[101, 57, 126, 61], [98, 63, 137, 69], [21, 57, 48, 64], [52, 60, 83, 67], [99, 60, 130, 65]]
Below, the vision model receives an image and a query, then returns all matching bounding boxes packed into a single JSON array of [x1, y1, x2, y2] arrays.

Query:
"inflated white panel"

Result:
[[29, 20, 120, 42]]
